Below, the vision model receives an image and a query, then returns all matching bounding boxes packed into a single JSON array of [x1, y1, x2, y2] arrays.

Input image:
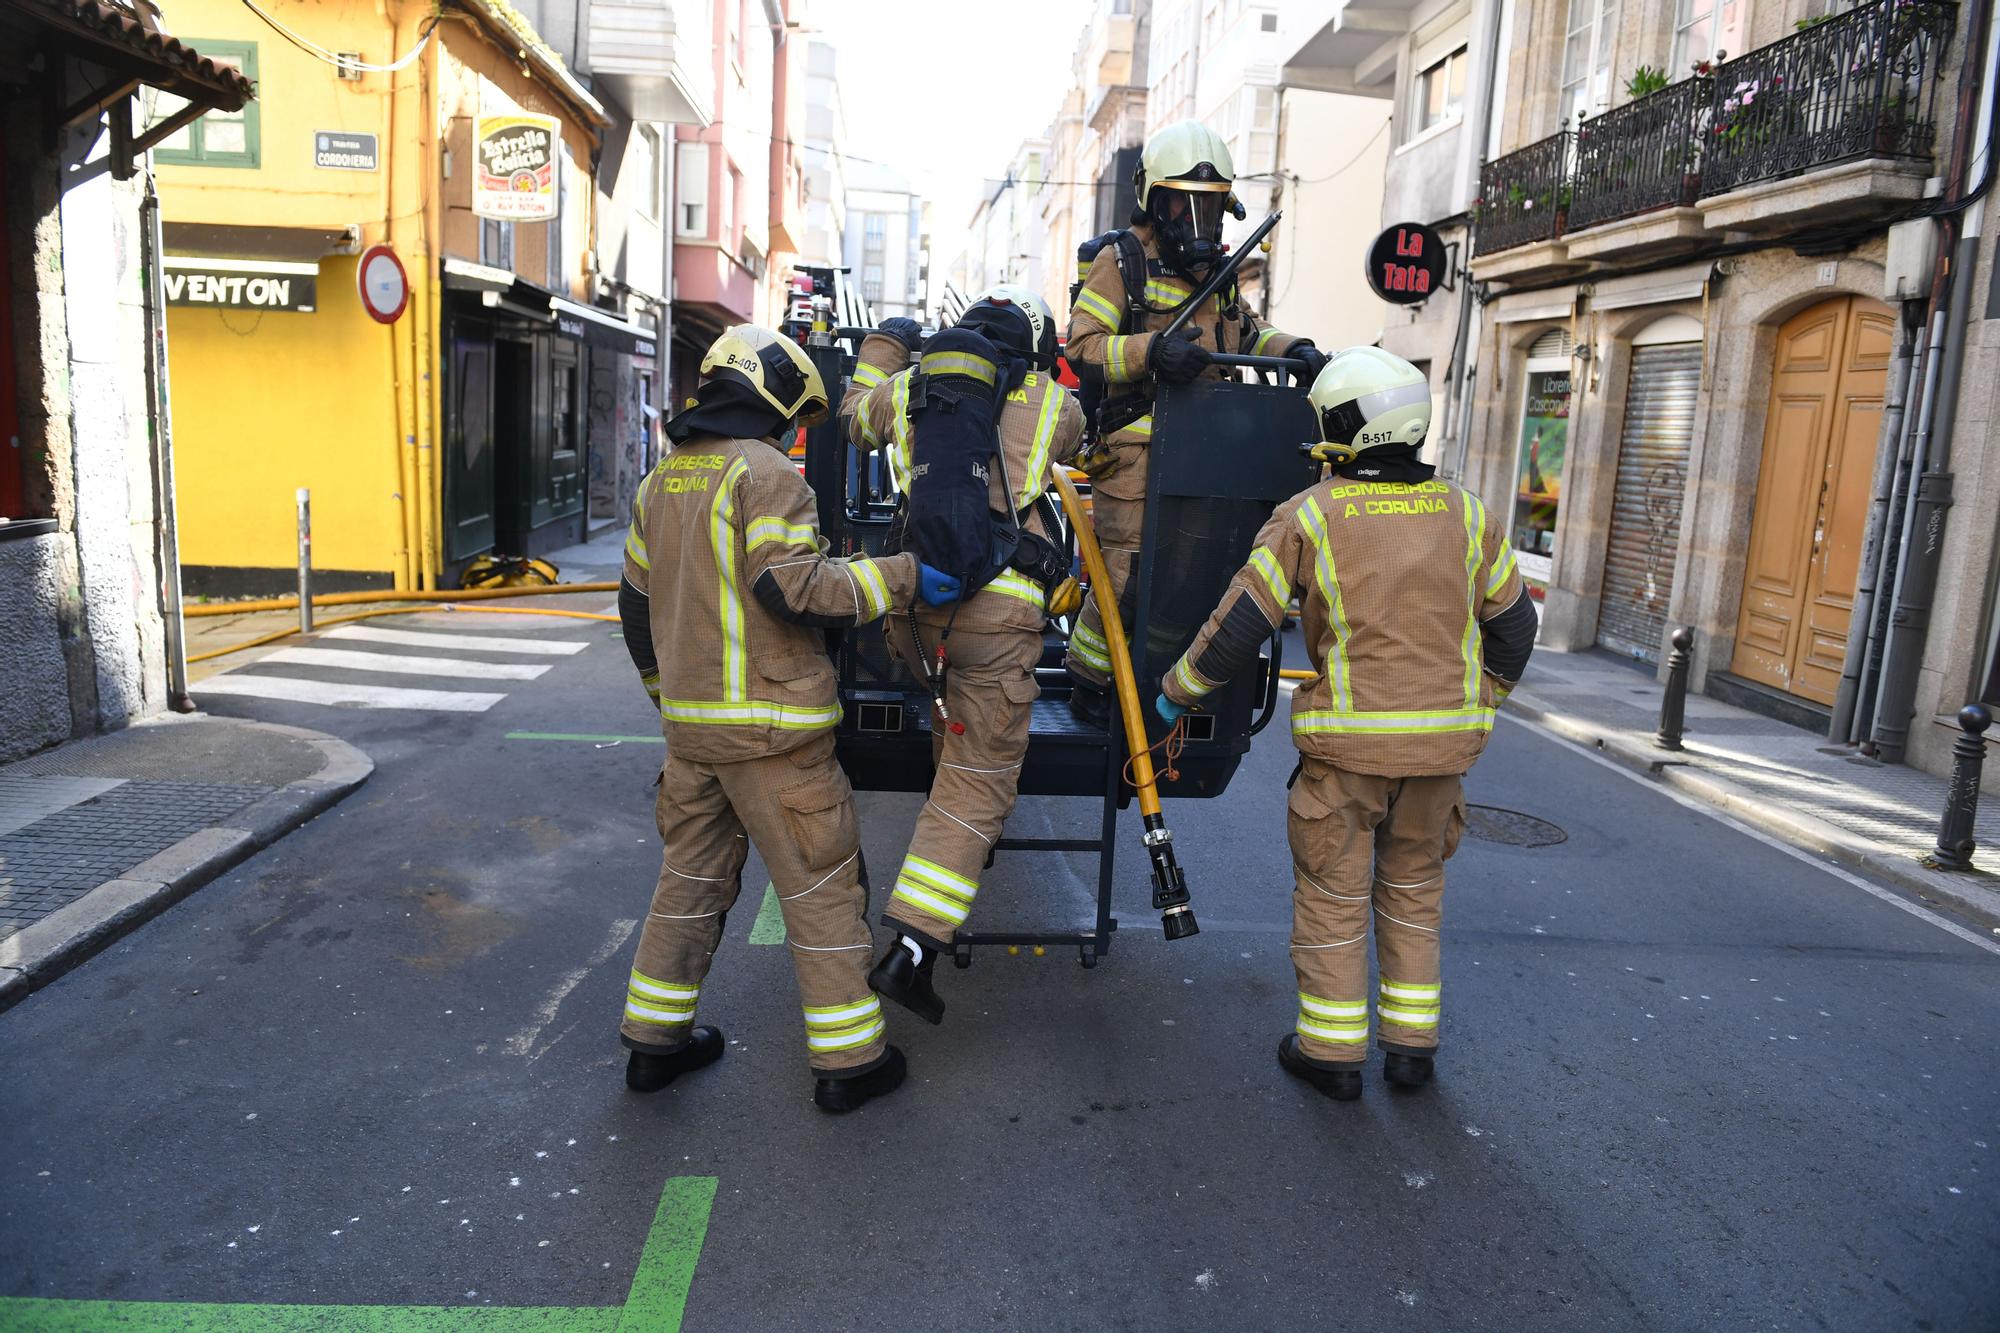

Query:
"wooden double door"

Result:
[[1730, 295, 1893, 707]]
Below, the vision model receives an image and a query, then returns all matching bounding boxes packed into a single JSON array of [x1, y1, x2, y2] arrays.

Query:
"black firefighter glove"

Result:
[[1292, 341, 1329, 382], [879, 317, 925, 352], [1149, 328, 1211, 384]]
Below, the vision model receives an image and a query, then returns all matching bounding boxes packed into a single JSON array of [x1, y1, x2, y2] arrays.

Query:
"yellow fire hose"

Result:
[[184, 582, 618, 618], [186, 601, 618, 664], [1049, 471, 1197, 939]]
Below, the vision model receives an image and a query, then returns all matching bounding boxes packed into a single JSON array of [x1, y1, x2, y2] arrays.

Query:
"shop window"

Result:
[[1415, 46, 1468, 135], [149, 41, 260, 168], [1509, 330, 1575, 587]]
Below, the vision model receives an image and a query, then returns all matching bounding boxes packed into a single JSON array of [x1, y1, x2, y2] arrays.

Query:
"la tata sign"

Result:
[[473, 112, 559, 221], [163, 257, 317, 312], [1365, 222, 1446, 305]]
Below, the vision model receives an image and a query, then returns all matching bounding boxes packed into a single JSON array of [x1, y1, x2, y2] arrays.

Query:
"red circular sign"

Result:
[[357, 243, 409, 324]]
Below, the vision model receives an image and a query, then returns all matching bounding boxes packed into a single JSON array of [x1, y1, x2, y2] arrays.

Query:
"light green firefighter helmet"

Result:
[[1307, 346, 1433, 464], [1135, 119, 1236, 204]]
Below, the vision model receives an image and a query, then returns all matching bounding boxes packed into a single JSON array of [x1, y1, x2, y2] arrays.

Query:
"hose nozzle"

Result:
[[1143, 819, 1196, 940]]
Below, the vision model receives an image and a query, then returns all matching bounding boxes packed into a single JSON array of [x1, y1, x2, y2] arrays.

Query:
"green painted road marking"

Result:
[[0, 1175, 716, 1333], [747, 882, 786, 945], [504, 732, 664, 744]]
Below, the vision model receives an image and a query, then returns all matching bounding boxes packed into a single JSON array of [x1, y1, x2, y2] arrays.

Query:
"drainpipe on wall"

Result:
[[1870, 0, 1997, 763], [1444, 0, 1508, 482], [1845, 308, 1928, 744], [139, 170, 193, 713]]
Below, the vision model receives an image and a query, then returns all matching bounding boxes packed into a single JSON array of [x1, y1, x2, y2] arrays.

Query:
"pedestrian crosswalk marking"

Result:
[[323, 625, 590, 655], [198, 675, 507, 712], [748, 882, 786, 944], [263, 646, 555, 681]]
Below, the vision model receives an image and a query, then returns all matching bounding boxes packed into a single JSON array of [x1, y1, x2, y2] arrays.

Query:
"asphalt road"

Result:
[[1, 591, 1996, 1331]]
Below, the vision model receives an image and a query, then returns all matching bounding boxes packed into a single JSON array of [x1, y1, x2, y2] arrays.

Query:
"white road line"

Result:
[[261, 646, 553, 681], [196, 674, 507, 712], [1501, 714, 2000, 959], [322, 625, 588, 656], [504, 918, 638, 1058]]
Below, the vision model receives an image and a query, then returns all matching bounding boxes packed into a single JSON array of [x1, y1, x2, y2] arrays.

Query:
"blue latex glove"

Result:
[[1155, 693, 1188, 724], [918, 564, 962, 607]]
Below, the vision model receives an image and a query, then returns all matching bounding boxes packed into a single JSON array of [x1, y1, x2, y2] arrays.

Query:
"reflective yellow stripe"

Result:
[[889, 374, 914, 492], [1460, 495, 1486, 708], [713, 456, 749, 703], [1068, 620, 1111, 670], [659, 698, 843, 729], [1248, 546, 1289, 608], [1105, 335, 1145, 383], [1296, 1017, 1369, 1044], [1020, 384, 1063, 507], [902, 853, 977, 900], [1143, 279, 1193, 305], [625, 521, 650, 570], [1484, 543, 1518, 599], [1120, 413, 1153, 438], [804, 997, 882, 1024], [1379, 979, 1441, 1001], [1172, 655, 1212, 699], [919, 351, 997, 385], [983, 569, 1046, 610], [625, 999, 696, 1027], [745, 516, 818, 551], [1250, 327, 1283, 355], [1073, 286, 1121, 331], [852, 362, 888, 388], [891, 882, 971, 925], [1291, 707, 1495, 735], [1300, 992, 1369, 1019], [849, 557, 890, 619], [1297, 498, 1352, 711]]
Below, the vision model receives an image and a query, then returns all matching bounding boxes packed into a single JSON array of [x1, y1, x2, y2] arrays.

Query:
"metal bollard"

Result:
[[296, 487, 313, 634], [1656, 626, 1694, 751], [1930, 703, 1991, 871]]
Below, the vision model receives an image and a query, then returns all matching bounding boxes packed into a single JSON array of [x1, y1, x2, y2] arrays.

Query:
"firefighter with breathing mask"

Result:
[[615, 324, 962, 1113], [1155, 348, 1539, 1100], [1062, 118, 1329, 729], [841, 287, 1084, 1023]]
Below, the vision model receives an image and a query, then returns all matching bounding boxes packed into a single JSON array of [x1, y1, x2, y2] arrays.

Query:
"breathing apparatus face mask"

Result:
[[1150, 187, 1228, 273]]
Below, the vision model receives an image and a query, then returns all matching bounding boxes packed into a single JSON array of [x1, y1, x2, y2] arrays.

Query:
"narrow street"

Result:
[[2, 594, 1994, 1330]]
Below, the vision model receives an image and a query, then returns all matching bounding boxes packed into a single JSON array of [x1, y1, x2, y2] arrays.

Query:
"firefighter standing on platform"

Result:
[[841, 288, 1083, 1024], [1155, 348, 1539, 1100], [615, 324, 962, 1113], [1063, 117, 1329, 728]]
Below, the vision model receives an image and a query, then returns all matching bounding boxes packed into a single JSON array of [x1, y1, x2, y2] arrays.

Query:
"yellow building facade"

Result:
[[157, 0, 638, 594]]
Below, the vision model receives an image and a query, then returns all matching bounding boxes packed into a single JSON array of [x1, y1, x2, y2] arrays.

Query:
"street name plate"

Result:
[[314, 130, 378, 171]]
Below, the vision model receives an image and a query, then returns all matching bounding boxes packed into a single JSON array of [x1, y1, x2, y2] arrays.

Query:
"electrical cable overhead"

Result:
[[238, 0, 438, 72]]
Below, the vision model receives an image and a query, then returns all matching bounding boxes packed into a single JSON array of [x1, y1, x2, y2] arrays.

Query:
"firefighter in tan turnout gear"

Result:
[[840, 287, 1084, 1023], [1156, 348, 1539, 1100], [615, 324, 963, 1113], [1063, 118, 1328, 729]]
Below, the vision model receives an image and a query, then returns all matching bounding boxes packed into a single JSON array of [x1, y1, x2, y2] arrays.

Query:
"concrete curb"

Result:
[[1506, 695, 2000, 929], [0, 720, 373, 1011]]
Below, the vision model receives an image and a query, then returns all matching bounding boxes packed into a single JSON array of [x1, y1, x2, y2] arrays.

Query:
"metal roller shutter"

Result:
[[1596, 342, 1700, 661]]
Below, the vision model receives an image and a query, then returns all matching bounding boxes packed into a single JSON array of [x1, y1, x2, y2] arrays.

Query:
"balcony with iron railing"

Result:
[[1471, 0, 1956, 271]]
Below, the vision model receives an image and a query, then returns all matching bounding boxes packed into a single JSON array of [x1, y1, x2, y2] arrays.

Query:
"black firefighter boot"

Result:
[[869, 934, 946, 1025], [1067, 680, 1111, 732], [813, 1045, 909, 1114], [1277, 1034, 1363, 1102], [623, 1026, 725, 1093], [1383, 1051, 1436, 1090]]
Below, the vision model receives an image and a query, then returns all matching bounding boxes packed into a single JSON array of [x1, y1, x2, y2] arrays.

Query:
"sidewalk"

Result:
[[1508, 647, 2000, 926], [0, 713, 371, 1009]]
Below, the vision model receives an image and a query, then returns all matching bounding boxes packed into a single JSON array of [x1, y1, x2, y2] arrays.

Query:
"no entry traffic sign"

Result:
[[357, 244, 410, 324]]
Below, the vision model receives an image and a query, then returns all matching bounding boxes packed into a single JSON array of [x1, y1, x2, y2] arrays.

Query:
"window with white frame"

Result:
[[676, 141, 708, 237], [1415, 46, 1468, 135], [1558, 0, 1622, 125], [1670, 0, 1745, 73], [635, 125, 662, 222]]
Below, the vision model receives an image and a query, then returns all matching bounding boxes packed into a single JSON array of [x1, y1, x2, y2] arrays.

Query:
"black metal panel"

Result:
[[1568, 79, 1708, 232], [1475, 130, 1571, 257], [1133, 378, 1318, 800]]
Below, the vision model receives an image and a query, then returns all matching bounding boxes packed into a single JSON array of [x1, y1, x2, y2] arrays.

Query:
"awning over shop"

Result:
[[442, 259, 656, 357], [551, 296, 657, 357], [1588, 262, 1716, 312], [163, 222, 355, 262]]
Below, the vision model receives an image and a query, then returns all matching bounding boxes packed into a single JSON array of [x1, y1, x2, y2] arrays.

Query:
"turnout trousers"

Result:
[[884, 621, 1043, 943], [620, 732, 887, 1076], [1062, 491, 1143, 691], [1285, 757, 1467, 1065]]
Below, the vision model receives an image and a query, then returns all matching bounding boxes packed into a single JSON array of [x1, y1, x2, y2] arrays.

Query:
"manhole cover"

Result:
[[1465, 805, 1567, 847]]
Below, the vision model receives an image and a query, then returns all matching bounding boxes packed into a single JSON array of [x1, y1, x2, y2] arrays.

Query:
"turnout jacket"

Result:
[[622, 430, 918, 763], [1161, 476, 1537, 778], [841, 332, 1084, 634], [1066, 220, 1306, 502]]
